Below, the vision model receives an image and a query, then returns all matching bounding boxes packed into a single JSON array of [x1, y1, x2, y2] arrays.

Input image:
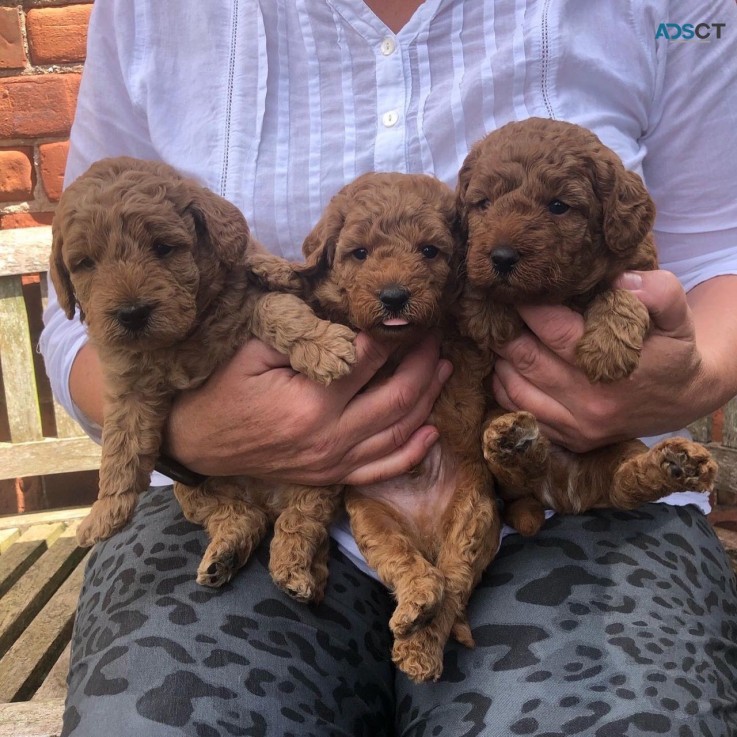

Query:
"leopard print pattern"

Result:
[[62, 489, 737, 736]]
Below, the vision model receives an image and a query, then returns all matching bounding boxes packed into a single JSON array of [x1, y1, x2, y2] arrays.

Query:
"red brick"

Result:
[[0, 7, 26, 69], [0, 211, 55, 229], [39, 140, 70, 201], [0, 148, 33, 202], [0, 73, 81, 138], [26, 5, 92, 65]]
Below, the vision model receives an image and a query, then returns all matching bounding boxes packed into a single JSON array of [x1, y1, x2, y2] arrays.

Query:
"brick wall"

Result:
[[0, 0, 92, 230]]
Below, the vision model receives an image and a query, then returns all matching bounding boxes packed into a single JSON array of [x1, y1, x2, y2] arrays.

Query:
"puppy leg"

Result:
[[576, 288, 650, 383], [482, 410, 551, 536], [346, 492, 446, 639], [269, 484, 343, 603], [174, 479, 270, 587], [393, 469, 501, 683], [251, 292, 356, 385], [77, 391, 171, 547], [609, 437, 717, 509]]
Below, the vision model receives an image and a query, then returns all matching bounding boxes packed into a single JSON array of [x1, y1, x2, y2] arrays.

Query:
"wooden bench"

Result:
[[0, 225, 736, 736]]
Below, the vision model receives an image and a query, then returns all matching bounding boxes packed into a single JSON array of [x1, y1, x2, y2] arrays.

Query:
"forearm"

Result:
[[68, 343, 105, 428], [687, 274, 737, 417]]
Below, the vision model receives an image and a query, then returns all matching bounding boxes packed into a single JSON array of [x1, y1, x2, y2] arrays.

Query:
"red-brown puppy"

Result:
[[51, 156, 356, 587], [457, 118, 717, 536]]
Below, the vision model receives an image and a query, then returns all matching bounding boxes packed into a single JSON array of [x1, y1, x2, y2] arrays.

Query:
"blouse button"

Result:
[[382, 110, 399, 127]]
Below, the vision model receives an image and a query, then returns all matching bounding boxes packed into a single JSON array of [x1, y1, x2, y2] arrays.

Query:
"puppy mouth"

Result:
[[382, 316, 411, 328]]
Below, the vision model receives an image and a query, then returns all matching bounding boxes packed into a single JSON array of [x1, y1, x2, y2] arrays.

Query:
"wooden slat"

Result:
[[32, 643, 71, 702], [710, 444, 737, 500], [0, 699, 64, 737], [0, 558, 86, 702], [724, 396, 737, 449], [0, 227, 52, 277], [0, 524, 65, 598], [0, 275, 43, 443], [52, 401, 85, 439], [0, 507, 91, 531], [0, 522, 86, 660], [0, 528, 20, 553], [0, 437, 101, 481]]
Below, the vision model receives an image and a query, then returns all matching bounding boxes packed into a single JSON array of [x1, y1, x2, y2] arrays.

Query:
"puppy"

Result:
[[457, 117, 717, 536], [50, 156, 356, 587], [254, 172, 500, 682]]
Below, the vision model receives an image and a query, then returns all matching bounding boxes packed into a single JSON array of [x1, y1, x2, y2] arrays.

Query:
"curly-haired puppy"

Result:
[[50, 156, 356, 586], [457, 118, 717, 536], [255, 172, 500, 682]]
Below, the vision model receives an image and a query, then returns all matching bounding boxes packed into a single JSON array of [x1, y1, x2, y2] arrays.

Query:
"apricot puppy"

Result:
[[256, 172, 500, 682], [457, 118, 717, 535], [50, 156, 356, 586]]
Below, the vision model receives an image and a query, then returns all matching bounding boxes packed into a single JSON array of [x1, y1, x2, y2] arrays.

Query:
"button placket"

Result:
[[374, 34, 406, 171]]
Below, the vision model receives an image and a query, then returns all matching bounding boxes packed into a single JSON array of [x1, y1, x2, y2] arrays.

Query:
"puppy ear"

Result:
[[595, 156, 655, 256], [49, 219, 79, 320], [298, 194, 346, 282], [186, 184, 251, 268], [456, 144, 482, 236]]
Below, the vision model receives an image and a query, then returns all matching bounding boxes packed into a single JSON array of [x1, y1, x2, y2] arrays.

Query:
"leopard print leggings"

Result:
[[62, 487, 737, 736]]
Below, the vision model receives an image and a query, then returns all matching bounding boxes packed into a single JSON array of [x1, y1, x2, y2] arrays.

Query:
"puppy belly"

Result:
[[351, 443, 459, 546]]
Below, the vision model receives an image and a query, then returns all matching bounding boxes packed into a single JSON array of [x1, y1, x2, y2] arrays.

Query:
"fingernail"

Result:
[[617, 271, 643, 290], [424, 429, 440, 448], [437, 360, 454, 383]]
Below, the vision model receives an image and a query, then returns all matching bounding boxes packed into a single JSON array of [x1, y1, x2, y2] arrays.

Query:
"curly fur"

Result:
[[456, 118, 717, 536], [258, 172, 501, 682], [50, 156, 356, 587]]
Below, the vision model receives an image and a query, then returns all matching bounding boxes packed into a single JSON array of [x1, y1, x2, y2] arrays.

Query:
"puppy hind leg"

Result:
[[269, 484, 343, 604], [610, 437, 717, 509], [175, 480, 270, 588], [346, 493, 445, 639], [394, 474, 501, 683]]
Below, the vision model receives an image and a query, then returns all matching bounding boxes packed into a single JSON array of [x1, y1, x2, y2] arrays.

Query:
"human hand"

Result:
[[491, 270, 707, 452], [165, 332, 452, 485]]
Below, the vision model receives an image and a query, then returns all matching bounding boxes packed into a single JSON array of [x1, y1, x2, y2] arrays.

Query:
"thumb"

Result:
[[614, 269, 693, 338]]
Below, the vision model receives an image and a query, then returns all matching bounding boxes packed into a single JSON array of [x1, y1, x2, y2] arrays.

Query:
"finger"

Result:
[[614, 270, 693, 339], [490, 372, 521, 412], [342, 426, 440, 485], [327, 332, 414, 401], [515, 304, 585, 364], [493, 330, 585, 395], [339, 339, 451, 444]]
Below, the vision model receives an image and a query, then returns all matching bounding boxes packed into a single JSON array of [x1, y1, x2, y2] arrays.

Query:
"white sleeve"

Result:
[[39, 0, 156, 441], [643, 0, 737, 290]]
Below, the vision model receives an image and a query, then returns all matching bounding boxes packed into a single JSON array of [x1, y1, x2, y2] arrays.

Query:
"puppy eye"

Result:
[[72, 256, 95, 272], [153, 242, 175, 258], [351, 248, 368, 261], [421, 245, 439, 259], [474, 198, 491, 210], [548, 200, 570, 215]]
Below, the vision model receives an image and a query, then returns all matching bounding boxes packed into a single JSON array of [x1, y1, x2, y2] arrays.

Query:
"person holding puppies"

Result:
[[40, 0, 737, 735]]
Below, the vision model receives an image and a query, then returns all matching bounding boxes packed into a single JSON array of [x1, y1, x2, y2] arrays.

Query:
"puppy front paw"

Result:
[[248, 253, 303, 293], [270, 563, 324, 604], [482, 412, 547, 474], [575, 330, 642, 383], [290, 322, 357, 385]]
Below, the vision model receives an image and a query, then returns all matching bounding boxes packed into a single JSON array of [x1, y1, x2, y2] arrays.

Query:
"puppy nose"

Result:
[[380, 285, 411, 312], [116, 303, 153, 331], [490, 246, 520, 275]]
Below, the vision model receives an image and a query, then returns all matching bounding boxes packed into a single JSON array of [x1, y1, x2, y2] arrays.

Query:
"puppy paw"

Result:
[[76, 492, 138, 547], [654, 438, 718, 493], [270, 564, 324, 604], [290, 323, 356, 385], [197, 541, 248, 588], [503, 497, 546, 537], [451, 614, 475, 649], [248, 253, 303, 293], [390, 567, 445, 638], [482, 412, 545, 476], [393, 633, 444, 683]]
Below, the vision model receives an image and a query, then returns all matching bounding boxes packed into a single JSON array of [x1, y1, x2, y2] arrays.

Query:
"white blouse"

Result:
[[40, 0, 737, 575]]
